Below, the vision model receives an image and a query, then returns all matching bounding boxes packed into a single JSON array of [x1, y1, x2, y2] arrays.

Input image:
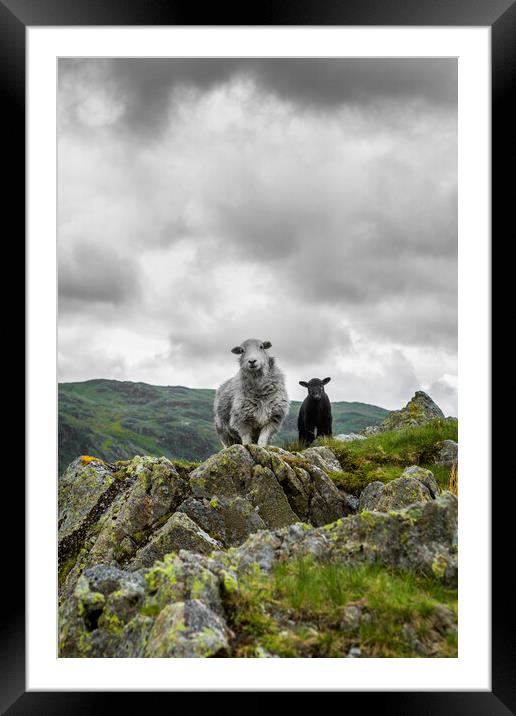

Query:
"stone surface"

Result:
[[145, 600, 230, 657], [86, 456, 190, 567], [334, 433, 367, 442], [231, 492, 458, 586], [189, 444, 254, 498], [178, 495, 266, 547], [301, 446, 343, 473], [434, 439, 458, 467], [58, 491, 458, 657], [359, 476, 432, 513], [359, 481, 386, 512], [58, 457, 128, 557], [131, 512, 222, 568], [401, 466, 440, 499]]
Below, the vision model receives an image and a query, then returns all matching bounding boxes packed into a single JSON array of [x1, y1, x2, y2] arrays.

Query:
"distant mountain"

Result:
[[58, 379, 388, 473]]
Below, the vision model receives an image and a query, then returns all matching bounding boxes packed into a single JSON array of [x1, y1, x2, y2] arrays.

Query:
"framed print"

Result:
[[8, 0, 511, 710]]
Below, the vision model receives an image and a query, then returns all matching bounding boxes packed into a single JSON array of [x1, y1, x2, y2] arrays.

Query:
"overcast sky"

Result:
[[58, 58, 457, 414]]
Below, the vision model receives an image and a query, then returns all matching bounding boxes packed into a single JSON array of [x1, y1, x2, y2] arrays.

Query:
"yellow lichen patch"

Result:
[[80, 455, 104, 465]]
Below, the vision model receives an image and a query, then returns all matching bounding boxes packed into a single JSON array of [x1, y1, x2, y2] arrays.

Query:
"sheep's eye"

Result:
[[260, 344, 264, 349]]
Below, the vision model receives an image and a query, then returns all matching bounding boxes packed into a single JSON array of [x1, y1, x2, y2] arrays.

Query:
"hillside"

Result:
[[58, 379, 388, 473]]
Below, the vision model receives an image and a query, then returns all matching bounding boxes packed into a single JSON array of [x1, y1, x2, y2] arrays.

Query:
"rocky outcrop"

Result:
[[58, 437, 458, 658], [59, 492, 458, 657], [59, 444, 355, 597], [363, 391, 445, 434]]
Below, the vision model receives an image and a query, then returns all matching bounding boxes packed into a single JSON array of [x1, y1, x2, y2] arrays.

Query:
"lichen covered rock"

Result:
[[366, 391, 445, 434], [58, 491, 458, 657], [177, 495, 266, 547], [145, 600, 230, 657], [358, 476, 432, 513], [401, 465, 440, 499], [434, 439, 458, 467], [131, 512, 222, 568], [86, 456, 190, 566]]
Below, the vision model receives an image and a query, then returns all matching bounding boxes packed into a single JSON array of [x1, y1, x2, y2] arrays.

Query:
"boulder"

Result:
[[301, 446, 342, 473], [334, 433, 367, 442], [59, 456, 190, 597], [359, 476, 432, 513], [177, 495, 266, 547], [434, 440, 458, 467], [131, 512, 222, 568], [58, 457, 128, 559], [359, 480, 385, 512], [145, 600, 230, 658], [401, 465, 440, 498], [189, 444, 254, 498], [86, 456, 190, 567]]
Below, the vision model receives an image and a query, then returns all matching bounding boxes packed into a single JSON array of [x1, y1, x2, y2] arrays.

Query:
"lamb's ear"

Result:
[[263, 341, 272, 349], [231, 346, 244, 355], [299, 381, 309, 388], [322, 377, 331, 385]]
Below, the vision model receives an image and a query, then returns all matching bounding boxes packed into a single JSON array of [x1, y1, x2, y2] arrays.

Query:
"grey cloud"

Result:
[[165, 306, 352, 371], [426, 377, 457, 417], [57, 57, 457, 409], [59, 58, 456, 136], [59, 242, 141, 306]]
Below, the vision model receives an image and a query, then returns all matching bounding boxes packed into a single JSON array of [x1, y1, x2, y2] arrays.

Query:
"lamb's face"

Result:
[[299, 377, 331, 401], [231, 338, 272, 374]]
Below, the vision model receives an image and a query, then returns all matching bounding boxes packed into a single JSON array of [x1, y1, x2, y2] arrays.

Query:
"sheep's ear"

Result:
[[231, 346, 244, 355], [263, 341, 272, 349], [322, 377, 331, 385], [299, 381, 309, 388]]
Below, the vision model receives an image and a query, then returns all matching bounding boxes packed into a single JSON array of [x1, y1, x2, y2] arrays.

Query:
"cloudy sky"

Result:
[[58, 58, 457, 414]]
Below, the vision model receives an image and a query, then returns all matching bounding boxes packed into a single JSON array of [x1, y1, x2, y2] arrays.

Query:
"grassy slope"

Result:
[[58, 379, 388, 473], [304, 419, 458, 494], [226, 557, 457, 658]]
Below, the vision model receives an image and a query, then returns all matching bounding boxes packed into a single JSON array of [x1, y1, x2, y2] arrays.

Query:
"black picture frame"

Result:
[[8, 0, 510, 711]]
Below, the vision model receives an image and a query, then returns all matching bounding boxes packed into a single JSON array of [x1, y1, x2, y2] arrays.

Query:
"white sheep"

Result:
[[214, 338, 290, 447]]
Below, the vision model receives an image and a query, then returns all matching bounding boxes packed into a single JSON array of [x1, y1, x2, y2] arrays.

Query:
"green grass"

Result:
[[297, 419, 458, 495], [225, 556, 457, 658]]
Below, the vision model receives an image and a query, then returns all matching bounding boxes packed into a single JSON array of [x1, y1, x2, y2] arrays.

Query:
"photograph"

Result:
[[56, 56, 460, 659]]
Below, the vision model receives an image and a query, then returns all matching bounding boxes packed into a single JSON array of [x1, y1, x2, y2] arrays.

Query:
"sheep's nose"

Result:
[[248, 359, 257, 366]]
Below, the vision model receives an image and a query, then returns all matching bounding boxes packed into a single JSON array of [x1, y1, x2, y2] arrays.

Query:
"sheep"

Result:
[[297, 377, 332, 445], [214, 338, 290, 447]]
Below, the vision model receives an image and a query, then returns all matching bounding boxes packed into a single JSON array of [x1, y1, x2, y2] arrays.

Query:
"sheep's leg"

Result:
[[257, 424, 275, 447], [232, 422, 253, 445]]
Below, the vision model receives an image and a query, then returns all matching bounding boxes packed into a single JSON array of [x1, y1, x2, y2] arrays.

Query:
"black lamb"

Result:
[[297, 377, 332, 445]]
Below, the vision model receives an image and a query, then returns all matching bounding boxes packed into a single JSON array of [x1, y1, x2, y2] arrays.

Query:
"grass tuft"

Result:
[[310, 420, 457, 493], [225, 556, 457, 658]]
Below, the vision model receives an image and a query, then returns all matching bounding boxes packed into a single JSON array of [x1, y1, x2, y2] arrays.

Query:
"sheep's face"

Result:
[[299, 377, 331, 401], [231, 338, 272, 374]]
